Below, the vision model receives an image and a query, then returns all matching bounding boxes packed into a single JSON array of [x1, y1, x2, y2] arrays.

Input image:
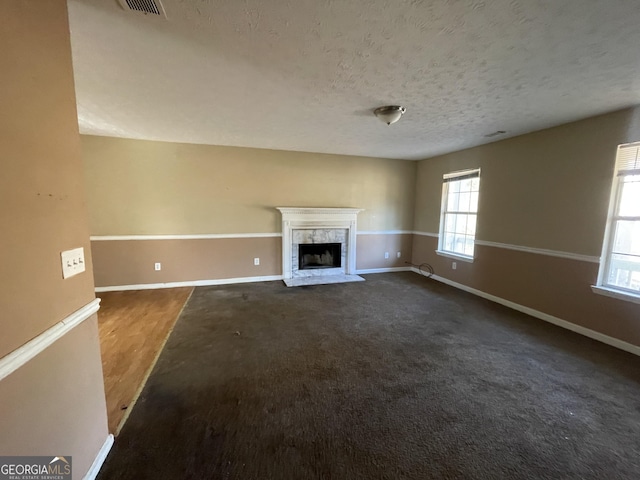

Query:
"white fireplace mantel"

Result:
[[277, 207, 363, 285]]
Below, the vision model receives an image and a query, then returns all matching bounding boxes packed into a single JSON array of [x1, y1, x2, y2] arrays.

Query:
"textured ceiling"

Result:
[[67, 0, 640, 160]]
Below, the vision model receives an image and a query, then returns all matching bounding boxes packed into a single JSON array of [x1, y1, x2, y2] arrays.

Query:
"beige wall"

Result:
[[414, 108, 640, 255], [82, 135, 417, 235], [91, 233, 413, 288], [1, 3, 97, 356], [0, 319, 108, 478], [92, 237, 282, 287], [84, 135, 417, 287], [356, 234, 414, 271], [0, 2, 108, 478], [412, 108, 640, 347]]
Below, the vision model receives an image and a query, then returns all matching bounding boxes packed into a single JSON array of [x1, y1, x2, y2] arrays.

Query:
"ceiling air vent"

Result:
[[484, 130, 506, 138], [118, 0, 166, 17]]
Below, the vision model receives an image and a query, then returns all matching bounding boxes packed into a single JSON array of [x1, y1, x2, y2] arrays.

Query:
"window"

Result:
[[437, 169, 480, 261], [595, 144, 640, 302]]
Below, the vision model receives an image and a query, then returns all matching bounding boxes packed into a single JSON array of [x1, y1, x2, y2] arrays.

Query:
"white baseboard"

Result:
[[83, 434, 114, 480], [95, 275, 284, 292], [96, 269, 419, 292], [410, 267, 640, 357], [357, 267, 412, 274]]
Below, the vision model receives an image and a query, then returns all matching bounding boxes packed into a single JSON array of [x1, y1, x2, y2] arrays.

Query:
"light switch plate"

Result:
[[61, 247, 85, 279]]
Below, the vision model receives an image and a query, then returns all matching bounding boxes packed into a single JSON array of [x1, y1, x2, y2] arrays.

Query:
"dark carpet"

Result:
[[98, 272, 640, 479]]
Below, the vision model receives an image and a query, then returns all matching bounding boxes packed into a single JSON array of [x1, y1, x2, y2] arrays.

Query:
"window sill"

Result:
[[591, 285, 640, 305], [435, 250, 475, 263]]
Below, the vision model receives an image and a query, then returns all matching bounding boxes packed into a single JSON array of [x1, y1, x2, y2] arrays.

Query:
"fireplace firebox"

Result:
[[299, 243, 341, 270]]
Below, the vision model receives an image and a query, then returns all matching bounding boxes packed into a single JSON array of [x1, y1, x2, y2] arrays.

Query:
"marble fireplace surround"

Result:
[[277, 207, 365, 287]]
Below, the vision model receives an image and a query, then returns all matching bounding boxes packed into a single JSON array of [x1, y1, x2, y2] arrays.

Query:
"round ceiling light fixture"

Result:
[[374, 105, 406, 125]]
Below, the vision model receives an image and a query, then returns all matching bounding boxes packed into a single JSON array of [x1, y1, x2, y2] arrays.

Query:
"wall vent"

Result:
[[118, 0, 166, 17]]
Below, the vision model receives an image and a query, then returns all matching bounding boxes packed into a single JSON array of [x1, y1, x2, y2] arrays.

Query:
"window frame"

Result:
[[436, 168, 481, 263], [593, 143, 640, 304]]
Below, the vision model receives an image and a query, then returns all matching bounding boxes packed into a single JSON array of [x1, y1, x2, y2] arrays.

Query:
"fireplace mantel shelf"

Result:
[[276, 207, 363, 222]]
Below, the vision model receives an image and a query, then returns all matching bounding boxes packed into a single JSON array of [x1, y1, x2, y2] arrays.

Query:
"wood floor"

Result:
[[97, 287, 193, 434]]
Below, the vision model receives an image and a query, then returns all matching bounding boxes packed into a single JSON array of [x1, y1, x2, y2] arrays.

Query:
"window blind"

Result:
[[616, 143, 640, 175], [443, 168, 480, 183]]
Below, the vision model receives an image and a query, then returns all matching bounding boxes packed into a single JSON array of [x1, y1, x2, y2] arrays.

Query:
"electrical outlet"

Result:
[[397, 252, 401, 258], [155, 262, 161, 271], [254, 257, 260, 266], [452, 262, 457, 270], [384, 252, 389, 259], [61, 247, 85, 279]]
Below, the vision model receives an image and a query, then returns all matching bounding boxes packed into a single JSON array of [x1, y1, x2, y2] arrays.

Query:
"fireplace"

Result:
[[299, 243, 341, 270], [291, 228, 347, 278], [277, 207, 365, 287]]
